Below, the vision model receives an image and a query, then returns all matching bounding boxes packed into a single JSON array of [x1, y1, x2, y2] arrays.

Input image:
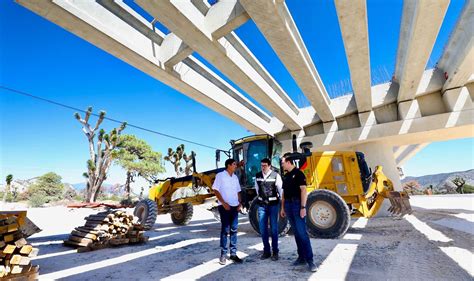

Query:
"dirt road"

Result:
[[15, 195, 474, 280]]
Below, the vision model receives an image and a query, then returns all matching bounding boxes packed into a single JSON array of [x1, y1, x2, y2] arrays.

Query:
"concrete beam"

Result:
[[205, 0, 250, 40], [97, 0, 163, 44], [17, 0, 283, 134], [442, 87, 473, 112], [240, 0, 335, 122], [292, 68, 445, 128], [137, 0, 302, 130], [394, 0, 449, 103], [438, 0, 474, 91], [335, 0, 372, 113], [393, 145, 409, 159], [277, 87, 474, 151], [398, 99, 421, 120], [160, 33, 193, 68], [191, 0, 210, 16], [396, 143, 429, 166], [98, 0, 193, 67]]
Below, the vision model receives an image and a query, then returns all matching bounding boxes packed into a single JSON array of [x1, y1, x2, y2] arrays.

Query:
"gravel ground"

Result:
[[3, 195, 473, 280]]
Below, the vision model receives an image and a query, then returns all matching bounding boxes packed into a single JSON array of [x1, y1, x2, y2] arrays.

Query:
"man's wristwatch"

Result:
[[301, 206, 306, 209]]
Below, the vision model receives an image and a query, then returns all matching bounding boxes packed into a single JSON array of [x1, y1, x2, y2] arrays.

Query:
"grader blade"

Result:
[[386, 191, 412, 216]]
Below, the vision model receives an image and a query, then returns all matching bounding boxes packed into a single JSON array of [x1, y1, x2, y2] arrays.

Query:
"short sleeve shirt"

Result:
[[212, 170, 242, 207], [282, 168, 307, 200]]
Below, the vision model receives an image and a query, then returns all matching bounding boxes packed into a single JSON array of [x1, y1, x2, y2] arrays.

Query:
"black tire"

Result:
[[248, 199, 290, 237], [171, 203, 193, 225], [133, 199, 158, 231], [306, 189, 350, 239]]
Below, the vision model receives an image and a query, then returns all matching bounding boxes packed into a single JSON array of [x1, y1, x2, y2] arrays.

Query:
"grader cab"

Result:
[[134, 134, 411, 238]]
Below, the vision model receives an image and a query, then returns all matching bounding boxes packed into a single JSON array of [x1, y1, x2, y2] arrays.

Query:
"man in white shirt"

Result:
[[213, 158, 243, 265], [254, 158, 283, 261]]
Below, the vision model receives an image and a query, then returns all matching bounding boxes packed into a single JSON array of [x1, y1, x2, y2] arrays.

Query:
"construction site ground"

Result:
[[9, 194, 474, 280]]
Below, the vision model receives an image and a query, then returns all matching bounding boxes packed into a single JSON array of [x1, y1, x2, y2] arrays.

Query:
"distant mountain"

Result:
[[402, 169, 474, 193]]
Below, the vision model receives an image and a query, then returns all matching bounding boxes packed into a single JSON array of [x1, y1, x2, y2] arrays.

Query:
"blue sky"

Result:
[[0, 0, 472, 187]]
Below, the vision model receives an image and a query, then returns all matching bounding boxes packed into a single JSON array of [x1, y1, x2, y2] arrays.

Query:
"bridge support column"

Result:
[[352, 142, 402, 192]]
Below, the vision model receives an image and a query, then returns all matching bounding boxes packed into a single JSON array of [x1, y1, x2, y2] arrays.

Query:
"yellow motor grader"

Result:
[[134, 134, 411, 238]]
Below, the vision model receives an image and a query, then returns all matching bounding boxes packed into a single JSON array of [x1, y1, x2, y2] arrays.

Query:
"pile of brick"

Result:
[[64, 210, 148, 252], [0, 215, 39, 280]]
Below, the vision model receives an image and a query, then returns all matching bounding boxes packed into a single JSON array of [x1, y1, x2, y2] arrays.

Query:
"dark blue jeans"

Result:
[[285, 200, 313, 262], [218, 205, 239, 256], [257, 203, 280, 254]]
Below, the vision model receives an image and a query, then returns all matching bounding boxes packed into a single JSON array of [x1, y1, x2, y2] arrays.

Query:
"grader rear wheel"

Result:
[[306, 189, 350, 239], [171, 203, 194, 225], [133, 199, 158, 230]]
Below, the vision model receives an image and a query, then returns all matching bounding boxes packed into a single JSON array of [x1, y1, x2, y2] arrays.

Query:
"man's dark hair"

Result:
[[260, 158, 271, 165], [225, 158, 236, 168], [282, 152, 293, 163]]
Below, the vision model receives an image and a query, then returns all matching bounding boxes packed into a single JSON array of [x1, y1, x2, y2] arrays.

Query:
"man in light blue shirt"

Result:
[[213, 158, 243, 265]]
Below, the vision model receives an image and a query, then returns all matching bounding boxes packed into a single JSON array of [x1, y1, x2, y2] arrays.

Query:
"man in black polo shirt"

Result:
[[280, 153, 317, 272]]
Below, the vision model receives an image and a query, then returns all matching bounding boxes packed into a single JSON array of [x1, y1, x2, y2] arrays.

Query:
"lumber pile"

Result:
[[0, 215, 39, 280], [64, 210, 148, 252]]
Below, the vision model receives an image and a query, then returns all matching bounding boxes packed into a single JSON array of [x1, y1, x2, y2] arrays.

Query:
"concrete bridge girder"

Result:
[[239, 0, 334, 122], [17, 0, 283, 135], [15, 0, 474, 190], [394, 0, 450, 103], [136, 0, 302, 130], [437, 0, 474, 92], [278, 86, 473, 151]]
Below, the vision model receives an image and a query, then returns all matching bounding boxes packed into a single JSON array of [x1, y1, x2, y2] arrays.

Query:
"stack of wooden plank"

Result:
[[0, 215, 39, 280], [64, 210, 148, 252]]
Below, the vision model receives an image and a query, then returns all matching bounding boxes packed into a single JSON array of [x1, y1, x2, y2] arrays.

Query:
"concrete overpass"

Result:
[[17, 0, 474, 190]]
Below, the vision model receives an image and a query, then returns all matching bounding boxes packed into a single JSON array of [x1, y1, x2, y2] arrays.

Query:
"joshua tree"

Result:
[[75, 107, 127, 202], [2, 174, 13, 203], [452, 177, 466, 194], [113, 134, 165, 198], [183, 151, 196, 176], [164, 144, 195, 176]]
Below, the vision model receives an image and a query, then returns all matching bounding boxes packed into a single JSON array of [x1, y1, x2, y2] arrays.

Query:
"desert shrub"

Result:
[[16, 191, 30, 201], [0, 192, 15, 202], [28, 172, 64, 203], [63, 188, 77, 200], [29, 193, 48, 207], [109, 194, 121, 202], [463, 184, 474, 194], [73, 194, 84, 202], [119, 197, 136, 207]]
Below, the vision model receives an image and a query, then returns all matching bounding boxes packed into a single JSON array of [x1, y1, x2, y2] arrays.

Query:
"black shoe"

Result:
[[229, 255, 243, 263], [219, 255, 226, 265], [308, 262, 318, 272], [271, 253, 279, 261], [292, 257, 306, 266], [260, 252, 271, 260]]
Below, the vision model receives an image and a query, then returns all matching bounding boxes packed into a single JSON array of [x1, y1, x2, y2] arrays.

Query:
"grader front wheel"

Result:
[[134, 199, 158, 230], [306, 190, 350, 239], [171, 203, 194, 225]]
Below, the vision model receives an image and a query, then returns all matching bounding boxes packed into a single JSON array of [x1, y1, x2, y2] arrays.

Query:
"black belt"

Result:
[[257, 197, 280, 205]]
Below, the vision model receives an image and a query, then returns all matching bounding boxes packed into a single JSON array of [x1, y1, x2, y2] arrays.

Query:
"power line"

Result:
[[0, 85, 226, 151]]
